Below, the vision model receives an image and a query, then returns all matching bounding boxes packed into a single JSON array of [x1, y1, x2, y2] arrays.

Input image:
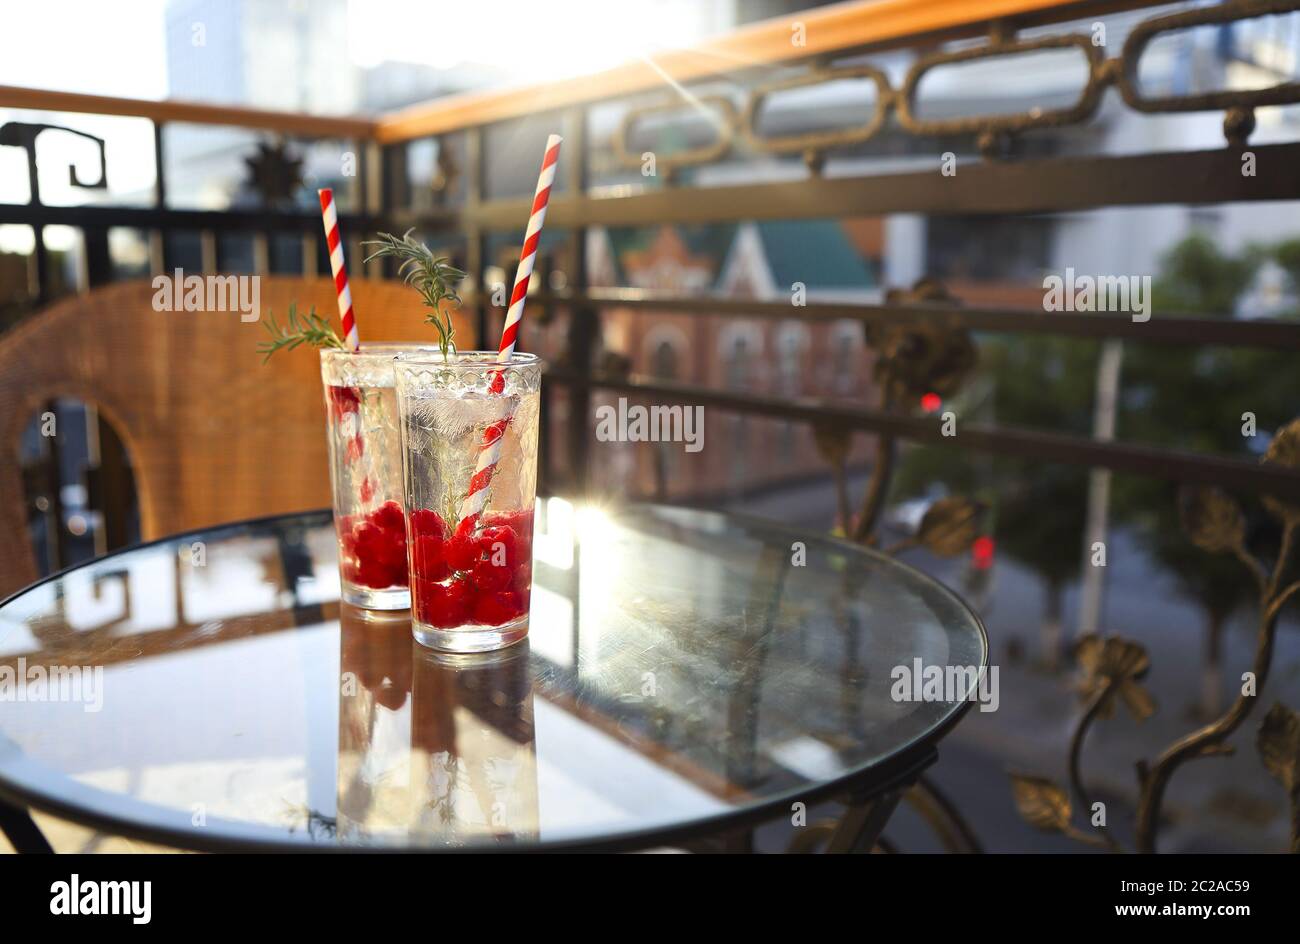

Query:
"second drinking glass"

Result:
[[394, 353, 541, 652], [321, 344, 440, 610]]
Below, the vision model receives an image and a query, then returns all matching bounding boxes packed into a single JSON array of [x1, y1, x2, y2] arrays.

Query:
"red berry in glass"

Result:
[[321, 350, 413, 610], [396, 354, 541, 649]]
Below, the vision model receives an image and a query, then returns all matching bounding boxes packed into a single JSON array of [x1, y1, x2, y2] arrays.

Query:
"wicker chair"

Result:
[[0, 276, 476, 597]]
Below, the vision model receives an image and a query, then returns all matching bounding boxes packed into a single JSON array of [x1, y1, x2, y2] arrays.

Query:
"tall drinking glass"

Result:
[[394, 353, 541, 652], [321, 344, 439, 610]]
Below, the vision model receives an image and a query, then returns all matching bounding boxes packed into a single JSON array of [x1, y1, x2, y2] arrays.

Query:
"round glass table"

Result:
[[0, 501, 986, 853]]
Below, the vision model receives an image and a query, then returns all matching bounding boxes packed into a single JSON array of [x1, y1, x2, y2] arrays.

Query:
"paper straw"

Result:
[[495, 134, 562, 373], [458, 134, 562, 523], [319, 188, 360, 351]]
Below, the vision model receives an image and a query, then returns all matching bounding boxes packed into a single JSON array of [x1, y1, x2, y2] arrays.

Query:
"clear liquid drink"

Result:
[[394, 353, 541, 652], [320, 345, 440, 610]]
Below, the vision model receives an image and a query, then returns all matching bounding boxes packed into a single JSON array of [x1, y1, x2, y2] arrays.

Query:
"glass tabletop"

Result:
[[0, 500, 986, 851]]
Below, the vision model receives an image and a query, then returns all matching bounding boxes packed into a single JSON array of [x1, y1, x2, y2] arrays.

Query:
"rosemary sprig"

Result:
[[258, 303, 347, 363], [443, 481, 462, 535], [363, 229, 467, 360]]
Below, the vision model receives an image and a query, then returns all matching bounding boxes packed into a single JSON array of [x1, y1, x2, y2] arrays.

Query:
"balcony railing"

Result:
[[4, 0, 1300, 508], [4, 0, 1300, 852]]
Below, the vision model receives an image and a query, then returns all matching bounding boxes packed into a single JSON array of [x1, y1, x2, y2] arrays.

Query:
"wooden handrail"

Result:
[[374, 0, 1150, 142], [0, 0, 1157, 144], [0, 85, 376, 139]]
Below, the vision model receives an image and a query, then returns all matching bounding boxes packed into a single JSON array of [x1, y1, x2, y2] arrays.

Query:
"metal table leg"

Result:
[[822, 789, 903, 854], [0, 796, 54, 853]]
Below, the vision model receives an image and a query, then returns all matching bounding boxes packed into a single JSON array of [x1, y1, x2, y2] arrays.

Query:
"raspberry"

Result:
[[360, 505, 408, 574], [471, 555, 512, 592], [357, 555, 395, 589], [352, 521, 384, 555], [328, 386, 366, 464], [408, 508, 447, 539], [338, 515, 400, 587], [512, 561, 533, 593], [477, 525, 520, 569], [445, 536, 479, 572], [415, 578, 470, 628], [471, 590, 525, 626], [411, 534, 450, 582], [374, 532, 407, 572], [340, 555, 363, 584], [492, 507, 534, 532], [445, 516, 482, 572], [490, 510, 534, 563], [327, 385, 361, 420], [349, 521, 406, 587], [371, 500, 405, 534]]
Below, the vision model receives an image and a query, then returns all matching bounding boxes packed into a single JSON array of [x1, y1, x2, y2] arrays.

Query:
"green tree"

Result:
[[894, 335, 1098, 666], [1145, 233, 1254, 315], [986, 337, 1098, 667], [894, 234, 1298, 688], [1115, 233, 1297, 715]]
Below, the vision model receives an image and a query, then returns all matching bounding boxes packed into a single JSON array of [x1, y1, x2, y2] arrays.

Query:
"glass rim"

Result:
[[319, 342, 446, 362], [392, 351, 542, 368]]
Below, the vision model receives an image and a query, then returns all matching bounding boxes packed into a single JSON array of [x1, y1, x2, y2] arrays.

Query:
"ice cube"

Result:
[[426, 394, 516, 437]]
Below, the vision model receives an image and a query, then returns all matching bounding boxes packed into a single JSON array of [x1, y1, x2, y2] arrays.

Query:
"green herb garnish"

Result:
[[258, 303, 346, 363], [363, 229, 467, 360]]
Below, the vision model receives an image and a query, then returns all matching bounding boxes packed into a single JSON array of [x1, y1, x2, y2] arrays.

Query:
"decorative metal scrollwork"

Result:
[[896, 34, 1108, 137], [243, 140, 305, 208], [1119, 0, 1300, 114], [0, 122, 108, 196], [613, 95, 737, 177], [614, 0, 1300, 173], [742, 64, 891, 157], [1008, 419, 1300, 854]]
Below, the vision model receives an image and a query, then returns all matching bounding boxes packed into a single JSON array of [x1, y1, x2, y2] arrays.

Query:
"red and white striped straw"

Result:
[[494, 133, 562, 376], [318, 188, 360, 351], [459, 134, 562, 523]]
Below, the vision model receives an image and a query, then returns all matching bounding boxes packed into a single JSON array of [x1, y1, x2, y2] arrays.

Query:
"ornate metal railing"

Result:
[[4, 0, 1300, 852]]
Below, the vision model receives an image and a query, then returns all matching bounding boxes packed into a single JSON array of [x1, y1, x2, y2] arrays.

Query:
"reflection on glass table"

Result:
[[0, 500, 986, 852]]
